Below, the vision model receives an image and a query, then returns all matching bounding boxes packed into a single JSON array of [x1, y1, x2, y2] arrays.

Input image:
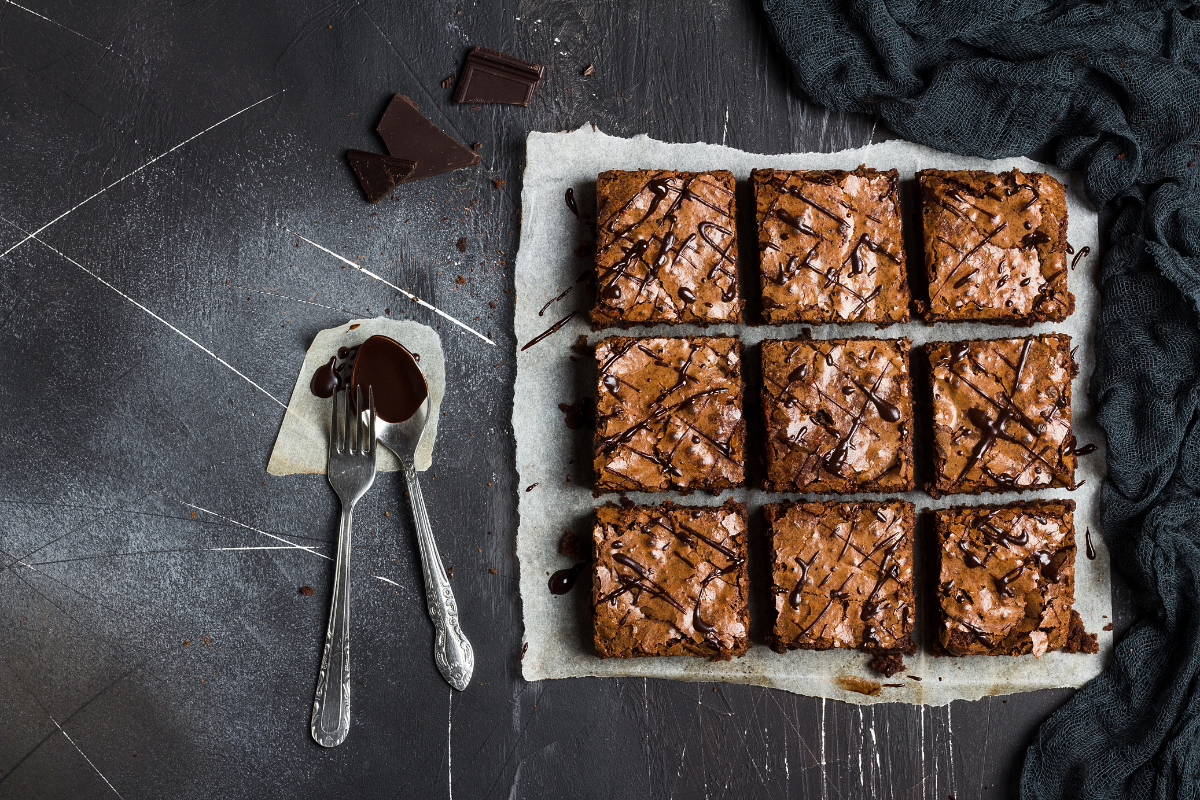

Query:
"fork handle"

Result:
[[311, 505, 354, 747], [403, 463, 474, 691]]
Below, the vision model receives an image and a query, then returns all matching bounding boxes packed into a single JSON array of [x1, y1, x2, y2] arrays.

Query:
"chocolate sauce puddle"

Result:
[[349, 335, 428, 423], [549, 561, 589, 595]]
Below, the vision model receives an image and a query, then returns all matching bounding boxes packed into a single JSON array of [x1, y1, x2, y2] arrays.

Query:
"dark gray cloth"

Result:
[[761, 0, 1200, 796]]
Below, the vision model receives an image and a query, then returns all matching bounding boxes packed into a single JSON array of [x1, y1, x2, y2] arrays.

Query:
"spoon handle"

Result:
[[402, 463, 474, 691]]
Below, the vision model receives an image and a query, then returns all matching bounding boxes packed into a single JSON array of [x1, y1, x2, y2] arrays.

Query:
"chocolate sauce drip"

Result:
[[1071, 246, 1090, 268], [1021, 230, 1052, 248], [788, 554, 814, 609], [787, 364, 810, 383], [311, 357, 341, 398], [1075, 443, 1098, 456], [1085, 528, 1096, 560], [539, 284, 574, 316], [521, 309, 578, 351], [549, 561, 588, 595], [565, 187, 579, 217], [853, 379, 902, 422]]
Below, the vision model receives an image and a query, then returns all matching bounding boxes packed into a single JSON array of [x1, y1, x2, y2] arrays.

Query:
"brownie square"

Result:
[[753, 167, 910, 325], [761, 337, 914, 493], [594, 336, 745, 493], [934, 500, 1086, 656], [592, 500, 749, 660], [925, 335, 1077, 496], [918, 168, 1074, 324], [592, 170, 741, 326], [764, 500, 915, 654]]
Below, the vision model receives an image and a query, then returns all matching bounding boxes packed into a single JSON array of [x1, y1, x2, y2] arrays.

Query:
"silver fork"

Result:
[[311, 385, 376, 748]]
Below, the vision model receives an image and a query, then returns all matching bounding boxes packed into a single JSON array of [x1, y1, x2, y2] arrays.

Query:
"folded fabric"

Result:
[[760, 0, 1200, 796]]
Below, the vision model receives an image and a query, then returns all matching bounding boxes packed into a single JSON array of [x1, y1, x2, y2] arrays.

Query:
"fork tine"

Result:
[[366, 385, 376, 454], [347, 384, 359, 454], [329, 387, 340, 456]]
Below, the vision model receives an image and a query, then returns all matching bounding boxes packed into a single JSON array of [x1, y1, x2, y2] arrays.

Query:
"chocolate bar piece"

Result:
[[453, 46, 544, 106], [375, 94, 480, 183], [345, 150, 416, 203]]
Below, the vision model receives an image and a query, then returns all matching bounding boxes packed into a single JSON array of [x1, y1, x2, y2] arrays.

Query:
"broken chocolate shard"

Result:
[[452, 45, 544, 106], [345, 149, 416, 203], [375, 94, 481, 183], [582, 64, 595, 76]]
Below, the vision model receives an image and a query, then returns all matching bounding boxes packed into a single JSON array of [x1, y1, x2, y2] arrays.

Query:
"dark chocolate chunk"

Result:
[[375, 94, 481, 183], [453, 46, 545, 106], [345, 150, 416, 203]]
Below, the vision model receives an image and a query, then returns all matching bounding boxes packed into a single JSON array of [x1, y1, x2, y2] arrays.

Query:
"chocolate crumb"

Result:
[[570, 334, 590, 356], [489, 568, 497, 574], [1103, 623, 1114, 631], [907, 675, 922, 681], [493, 179, 506, 188], [560, 529, 590, 561], [299, 586, 316, 596], [489, 301, 497, 308], [472, 141, 483, 150], [868, 652, 905, 678], [582, 64, 595, 76], [456, 275, 467, 284], [1064, 609, 1100, 654], [456, 237, 468, 252], [521, 642, 529, 659]]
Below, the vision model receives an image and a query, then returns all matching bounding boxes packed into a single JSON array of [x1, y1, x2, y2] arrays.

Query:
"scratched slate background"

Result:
[[0, 1, 1135, 798]]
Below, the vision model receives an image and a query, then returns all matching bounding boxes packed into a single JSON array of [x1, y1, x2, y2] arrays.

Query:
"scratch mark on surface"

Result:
[[372, 575, 400, 587], [0, 219, 287, 408], [0, 92, 281, 261], [277, 222, 495, 345], [228, 284, 354, 314], [947, 704, 957, 799], [820, 697, 829, 800], [168, 495, 330, 560], [57, 723, 125, 798], [2, 0, 113, 52], [722, 106, 729, 145]]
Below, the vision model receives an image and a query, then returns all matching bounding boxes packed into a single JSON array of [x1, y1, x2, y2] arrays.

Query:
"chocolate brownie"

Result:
[[753, 167, 909, 325], [592, 170, 740, 326], [765, 500, 915, 654], [594, 337, 745, 493], [761, 337, 913, 493], [918, 168, 1074, 324], [934, 500, 1084, 657], [925, 335, 1077, 496], [592, 500, 749, 660]]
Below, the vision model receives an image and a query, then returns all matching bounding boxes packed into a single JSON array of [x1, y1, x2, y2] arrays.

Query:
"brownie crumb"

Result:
[[492, 179, 506, 188], [1064, 609, 1100, 654], [456, 275, 467, 284], [456, 237, 468, 252], [560, 529, 590, 561], [907, 674, 922, 681], [472, 141, 482, 150], [299, 586, 315, 596], [557, 398, 594, 430], [489, 568, 498, 575], [570, 334, 590, 355], [447, 565, 454, 577], [489, 300, 497, 308], [1103, 623, 1114, 631], [868, 653, 906, 678], [574, 240, 595, 259]]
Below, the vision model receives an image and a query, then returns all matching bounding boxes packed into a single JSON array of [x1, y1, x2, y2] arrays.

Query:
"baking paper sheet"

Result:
[[268, 317, 444, 475], [514, 127, 1111, 706]]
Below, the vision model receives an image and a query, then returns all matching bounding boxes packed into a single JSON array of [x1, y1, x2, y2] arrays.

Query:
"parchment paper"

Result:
[[514, 126, 1111, 706], [268, 317, 444, 475]]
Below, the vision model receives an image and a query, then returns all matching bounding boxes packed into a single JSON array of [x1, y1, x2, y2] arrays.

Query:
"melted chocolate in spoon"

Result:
[[349, 335, 429, 423]]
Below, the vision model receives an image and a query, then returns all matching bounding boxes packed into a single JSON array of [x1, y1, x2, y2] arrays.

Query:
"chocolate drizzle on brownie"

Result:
[[594, 337, 744, 493], [762, 338, 913, 493], [926, 334, 1077, 495], [919, 168, 1074, 324], [592, 170, 741, 326], [592, 501, 749, 660], [752, 167, 909, 325], [766, 501, 915, 655]]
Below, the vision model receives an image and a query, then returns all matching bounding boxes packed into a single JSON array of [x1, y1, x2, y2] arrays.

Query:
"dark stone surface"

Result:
[[0, 1, 1131, 797]]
